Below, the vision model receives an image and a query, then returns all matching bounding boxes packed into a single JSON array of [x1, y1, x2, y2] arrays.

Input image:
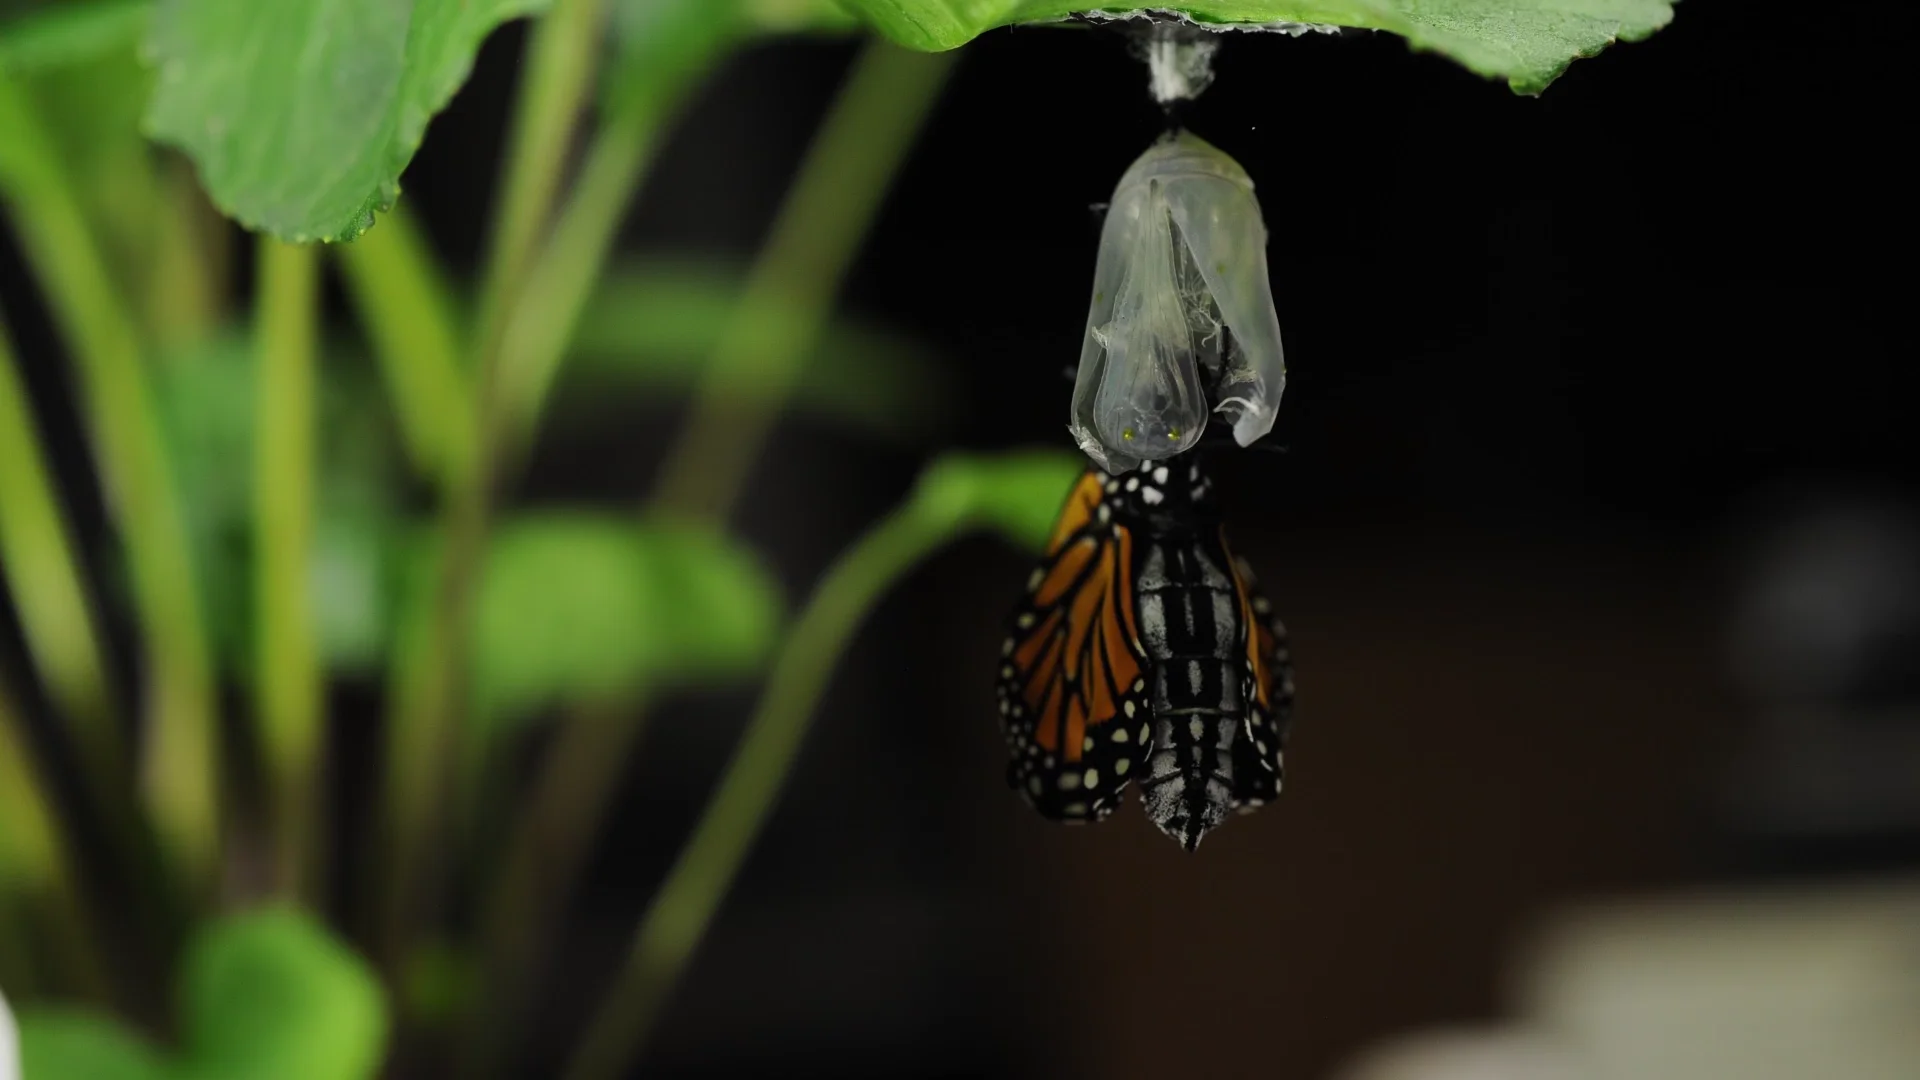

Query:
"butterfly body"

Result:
[[997, 455, 1292, 850]]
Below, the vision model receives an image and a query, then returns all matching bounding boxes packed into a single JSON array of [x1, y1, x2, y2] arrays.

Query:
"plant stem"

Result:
[[0, 310, 121, 785], [0, 70, 220, 891], [470, 0, 607, 372], [252, 237, 323, 901], [145, 156, 224, 356], [493, 93, 663, 452], [561, 501, 956, 1080], [468, 40, 954, 1075], [1, 678, 112, 1005], [650, 39, 956, 522], [333, 202, 474, 485], [377, 0, 609, 963]]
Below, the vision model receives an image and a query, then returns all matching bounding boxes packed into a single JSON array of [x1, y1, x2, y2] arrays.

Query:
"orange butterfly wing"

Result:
[[997, 472, 1150, 823]]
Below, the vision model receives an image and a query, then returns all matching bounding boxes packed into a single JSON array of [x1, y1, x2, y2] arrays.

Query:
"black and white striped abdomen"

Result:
[[1132, 536, 1257, 850]]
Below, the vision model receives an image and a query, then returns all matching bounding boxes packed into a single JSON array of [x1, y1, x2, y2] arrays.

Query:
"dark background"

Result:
[[5, 2, 1915, 1077]]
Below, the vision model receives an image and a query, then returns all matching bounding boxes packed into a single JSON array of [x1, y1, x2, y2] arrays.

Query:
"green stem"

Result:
[[252, 238, 323, 901], [1, 678, 112, 1005], [651, 39, 956, 522], [376, 0, 610, 962], [333, 202, 474, 485], [470, 0, 608, 370], [469, 40, 954, 1075], [493, 95, 663, 452], [0, 69, 220, 890], [561, 501, 958, 1080], [0, 310, 121, 784], [145, 156, 224, 356]]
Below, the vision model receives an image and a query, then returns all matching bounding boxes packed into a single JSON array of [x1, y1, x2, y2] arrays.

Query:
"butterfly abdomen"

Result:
[[1133, 535, 1254, 850]]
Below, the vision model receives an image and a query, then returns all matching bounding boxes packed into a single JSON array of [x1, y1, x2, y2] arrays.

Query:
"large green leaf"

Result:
[[842, 1, 1675, 93], [472, 513, 782, 723], [565, 258, 948, 440], [143, 0, 551, 241], [178, 909, 386, 1080], [14, 1009, 172, 1080]]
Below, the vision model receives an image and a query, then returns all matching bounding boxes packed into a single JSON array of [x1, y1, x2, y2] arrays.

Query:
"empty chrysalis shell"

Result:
[[1068, 131, 1287, 473]]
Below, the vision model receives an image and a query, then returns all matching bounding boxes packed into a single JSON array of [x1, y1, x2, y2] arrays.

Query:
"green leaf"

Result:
[[178, 909, 386, 1080], [913, 449, 1084, 552], [15, 1009, 172, 1080], [0, 0, 148, 75], [144, 0, 552, 242], [472, 514, 781, 723], [839, 1, 1675, 94], [566, 258, 948, 440]]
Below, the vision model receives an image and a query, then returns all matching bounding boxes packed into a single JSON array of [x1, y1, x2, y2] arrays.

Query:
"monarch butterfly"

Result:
[[996, 452, 1293, 850]]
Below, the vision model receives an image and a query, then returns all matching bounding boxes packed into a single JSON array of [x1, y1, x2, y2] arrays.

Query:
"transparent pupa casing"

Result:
[[1069, 132, 1286, 473]]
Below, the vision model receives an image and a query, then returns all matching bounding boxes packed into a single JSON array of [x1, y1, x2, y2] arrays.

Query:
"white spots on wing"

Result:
[[1141, 486, 1164, 505], [1115, 757, 1131, 776], [1062, 801, 1088, 817], [1027, 776, 1042, 795], [1043, 754, 1055, 768], [1059, 771, 1081, 791], [1152, 466, 1169, 485], [1027, 567, 1044, 591], [1016, 612, 1034, 629], [1001, 638, 1014, 656], [1252, 595, 1272, 615], [1125, 475, 1140, 492], [1083, 735, 1095, 752], [1188, 717, 1205, 741], [1122, 700, 1136, 719], [1083, 769, 1100, 789], [1133, 678, 1146, 692], [999, 664, 1014, 679], [1096, 502, 1112, 524]]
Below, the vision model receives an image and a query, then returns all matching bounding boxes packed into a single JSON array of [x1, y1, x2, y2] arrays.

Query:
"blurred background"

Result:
[[4, 1, 1917, 1078]]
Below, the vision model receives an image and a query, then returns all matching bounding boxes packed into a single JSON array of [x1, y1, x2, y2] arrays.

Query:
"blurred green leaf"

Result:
[[840, 0, 1673, 93], [144, 0, 552, 241], [566, 258, 947, 440], [0, 0, 147, 74], [151, 333, 407, 678], [15, 1009, 172, 1080], [179, 909, 385, 1080], [471, 513, 781, 724], [913, 449, 1084, 552]]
